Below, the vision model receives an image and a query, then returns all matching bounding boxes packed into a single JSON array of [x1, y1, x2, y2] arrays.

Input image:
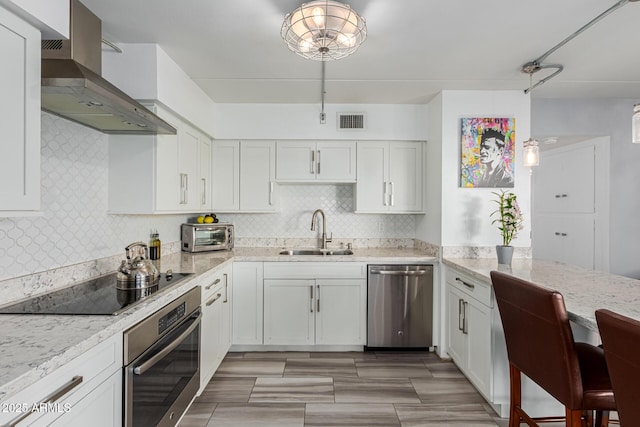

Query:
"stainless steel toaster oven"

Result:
[[181, 223, 234, 252]]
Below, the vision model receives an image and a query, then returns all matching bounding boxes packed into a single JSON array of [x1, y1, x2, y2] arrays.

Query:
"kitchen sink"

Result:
[[279, 249, 354, 256]]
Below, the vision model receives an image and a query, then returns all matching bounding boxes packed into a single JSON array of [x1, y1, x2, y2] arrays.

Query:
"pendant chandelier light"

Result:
[[632, 104, 640, 143], [281, 0, 367, 61], [523, 138, 540, 167]]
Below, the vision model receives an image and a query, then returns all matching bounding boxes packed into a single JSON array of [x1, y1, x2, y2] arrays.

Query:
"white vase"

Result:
[[496, 245, 514, 265]]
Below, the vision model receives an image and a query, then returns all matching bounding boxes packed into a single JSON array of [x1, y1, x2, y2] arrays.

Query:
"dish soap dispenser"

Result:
[[149, 229, 161, 260]]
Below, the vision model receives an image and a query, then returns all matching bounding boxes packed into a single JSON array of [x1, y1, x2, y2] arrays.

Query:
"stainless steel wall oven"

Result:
[[123, 287, 201, 427]]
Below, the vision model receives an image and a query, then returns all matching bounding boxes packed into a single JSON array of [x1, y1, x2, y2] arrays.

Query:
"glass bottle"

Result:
[[149, 230, 161, 260]]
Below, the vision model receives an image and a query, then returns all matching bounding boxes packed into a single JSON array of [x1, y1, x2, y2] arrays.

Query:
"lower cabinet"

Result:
[[200, 264, 232, 392], [0, 334, 123, 427], [445, 268, 492, 401], [263, 278, 366, 345], [231, 262, 264, 345]]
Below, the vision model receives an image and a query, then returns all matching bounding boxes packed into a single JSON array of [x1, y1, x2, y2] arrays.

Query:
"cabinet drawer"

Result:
[[446, 268, 492, 308], [264, 262, 366, 279], [201, 267, 230, 301], [0, 333, 122, 426]]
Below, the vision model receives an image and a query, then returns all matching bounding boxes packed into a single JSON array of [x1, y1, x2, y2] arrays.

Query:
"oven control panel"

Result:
[[158, 302, 186, 334]]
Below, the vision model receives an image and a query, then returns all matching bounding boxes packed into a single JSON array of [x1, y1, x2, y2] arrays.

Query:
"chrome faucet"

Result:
[[311, 209, 332, 250]]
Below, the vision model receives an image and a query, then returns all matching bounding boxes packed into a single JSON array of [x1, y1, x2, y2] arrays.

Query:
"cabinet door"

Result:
[[0, 7, 40, 211], [212, 140, 240, 211], [534, 145, 595, 214], [49, 369, 122, 427], [355, 142, 388, 212], [240, 141, 277, 212], [389, 141, 423, 212], [221, 267, 232, 354], [154, 107, 181, 211], [232, 262, 264, 345], [316, 141, 356, 182], [533, 214, 595, 270], [446, 284, 467, 367], [199, 137, 212, 210], [276, 141, 316, 181], [201, 285, 224, 389], [264, 279, 315, 345], [315, 279, 366, 345], [465, 297, 492, 398], [179, 127, 201, 211]]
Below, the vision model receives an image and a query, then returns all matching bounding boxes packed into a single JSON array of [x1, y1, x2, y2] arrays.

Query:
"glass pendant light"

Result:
[[633, 104, 640, 143], [523, 138, 540, 167]]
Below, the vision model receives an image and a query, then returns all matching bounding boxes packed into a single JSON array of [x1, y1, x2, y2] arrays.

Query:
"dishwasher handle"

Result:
[[369, 269, 429, 276]]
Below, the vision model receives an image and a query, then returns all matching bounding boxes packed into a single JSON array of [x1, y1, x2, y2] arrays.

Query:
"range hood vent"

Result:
[[41, 0, 176, 135]]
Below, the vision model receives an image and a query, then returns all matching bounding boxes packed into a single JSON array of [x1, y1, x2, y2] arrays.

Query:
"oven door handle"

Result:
[[133, 314, 200, 376]]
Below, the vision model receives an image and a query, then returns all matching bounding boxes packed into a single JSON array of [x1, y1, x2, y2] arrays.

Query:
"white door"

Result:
[[201, 286, 223, 385], [232, 262, 264, 345], [221, 267, 232, 354], [534, 215, 595, 270], [240, 141, 277, 212], [199, 137, 212, 210], [211, 140, 240, 211], [446, 284, 467, 367], [263, 279, 315, 345], [356, 142, 388, 212], [276, 141, 316, 181], [179, 127, 200, 211], [389, 141, 423, 212], [315, 279, 365, 345], [315, 141, 357, 182], [465, 298, 492, 398]]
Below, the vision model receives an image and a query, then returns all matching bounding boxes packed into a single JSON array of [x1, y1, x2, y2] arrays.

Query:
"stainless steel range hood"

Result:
[[41, 0, 176, 135]]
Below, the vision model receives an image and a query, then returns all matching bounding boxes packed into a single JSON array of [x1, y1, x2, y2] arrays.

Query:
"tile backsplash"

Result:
[[0, 113, 419, 282]]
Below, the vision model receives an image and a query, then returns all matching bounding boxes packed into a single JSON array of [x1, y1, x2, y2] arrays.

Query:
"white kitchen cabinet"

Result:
[[0, 333, 123, 427], [533, 215, 595, 270], [445, 268, 492, 400], [212, 140, 278, 213], [355, 141, 424, 213], [200, 264, 232, 391], [262, 262, 366, 347], [0, 6, 40, 213], [276, 141, 356, 182], [232, 262, 264, 345], [108, 104, 212, 214]]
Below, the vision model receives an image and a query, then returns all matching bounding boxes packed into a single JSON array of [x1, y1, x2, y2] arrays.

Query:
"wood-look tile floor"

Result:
[[179, 351, 520, 427]]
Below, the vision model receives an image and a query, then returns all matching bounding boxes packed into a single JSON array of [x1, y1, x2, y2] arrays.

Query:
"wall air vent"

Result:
[[42, 40, 64, 51], [337, 113, 366, 131]]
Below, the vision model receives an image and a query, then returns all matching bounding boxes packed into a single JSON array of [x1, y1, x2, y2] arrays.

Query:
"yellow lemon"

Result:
[[204, 216, 214, 223], [196, 216, 205, 223]]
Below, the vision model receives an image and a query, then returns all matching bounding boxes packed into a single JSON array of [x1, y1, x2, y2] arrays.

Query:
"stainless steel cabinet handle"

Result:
[[133, 316, 199, 375], [554, 232, 568, 237], [269, 181, 274, 205], [205, 278, 221, 290], [317, 284, 320, 312], [389, 181, 394, 206], [201, 178, 206, 205], [310, 150, 315, 174], [206, 293, 222, 306], [383, 182, 388, 206], [370, 270, 429, 276], [7, 375, 83, 427], [310, 285, 314, 312], [458, 298, 464, 331], [455, 277, 475, 289], [223, 273, 228, 303], [462, 301, 469, 334], [317, 150, 321, 174]]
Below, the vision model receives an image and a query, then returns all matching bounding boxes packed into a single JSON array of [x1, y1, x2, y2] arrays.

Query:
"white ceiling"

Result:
[[82, 0, 640, 104]]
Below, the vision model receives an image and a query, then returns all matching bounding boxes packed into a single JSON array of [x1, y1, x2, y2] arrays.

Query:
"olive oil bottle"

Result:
[[149, 229, 161, 260]]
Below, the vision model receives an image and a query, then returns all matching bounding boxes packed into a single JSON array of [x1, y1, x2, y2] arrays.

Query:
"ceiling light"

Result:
[[281, 0, 367, 61], [523, 138, 540, 167], [633, 104, 640, 143]]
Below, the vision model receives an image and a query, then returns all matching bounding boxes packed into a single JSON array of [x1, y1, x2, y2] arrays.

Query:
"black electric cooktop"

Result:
[[0, 272, 193, 316]]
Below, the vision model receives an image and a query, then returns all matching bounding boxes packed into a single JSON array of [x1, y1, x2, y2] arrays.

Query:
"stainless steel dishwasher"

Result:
[[367, 265, 433, 348]]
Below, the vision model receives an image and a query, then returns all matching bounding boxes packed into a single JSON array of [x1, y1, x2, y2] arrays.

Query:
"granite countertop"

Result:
[[0, 247, 434, 403], [443, 257, 640, 332]]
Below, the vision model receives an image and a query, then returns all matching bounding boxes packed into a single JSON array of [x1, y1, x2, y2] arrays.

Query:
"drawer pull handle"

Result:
[[206, 293, 222, 306], [7, 375, 83, 426], [205, 278, 221, 290], [455, 277, 475, 289]]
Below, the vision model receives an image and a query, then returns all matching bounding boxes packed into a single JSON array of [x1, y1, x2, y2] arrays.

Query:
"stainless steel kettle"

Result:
[[116, 242, 160, 289]]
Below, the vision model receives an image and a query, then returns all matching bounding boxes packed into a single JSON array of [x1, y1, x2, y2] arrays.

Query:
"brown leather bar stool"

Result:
[[595, 309, 640, 426], [490, 271, 616, 427]]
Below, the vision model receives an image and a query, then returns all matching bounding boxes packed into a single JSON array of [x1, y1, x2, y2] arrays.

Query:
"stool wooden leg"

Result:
[[509, 364, 523, 427], [595, 410, 609, 427], [566, 408, 584, 427]]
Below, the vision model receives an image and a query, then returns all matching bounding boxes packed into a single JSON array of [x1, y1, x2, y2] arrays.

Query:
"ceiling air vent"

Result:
[[337, 113, 366, 131]]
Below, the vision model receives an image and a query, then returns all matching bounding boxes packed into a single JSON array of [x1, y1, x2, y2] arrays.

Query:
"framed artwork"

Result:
[[460, 117, 515, 188]]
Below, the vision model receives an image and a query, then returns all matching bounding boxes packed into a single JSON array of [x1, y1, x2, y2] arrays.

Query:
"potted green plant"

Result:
[[490, 190, 524, 265]]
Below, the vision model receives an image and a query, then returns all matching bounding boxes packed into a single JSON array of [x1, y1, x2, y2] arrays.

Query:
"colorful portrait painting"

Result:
[[460, 117, 515, 188]]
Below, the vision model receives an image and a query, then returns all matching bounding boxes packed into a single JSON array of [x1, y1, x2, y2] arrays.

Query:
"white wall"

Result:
[[436, 91, 532, 248], [213, 103, 428, 141], [532, 98, 640, 278], [0, 0, 68, 38]]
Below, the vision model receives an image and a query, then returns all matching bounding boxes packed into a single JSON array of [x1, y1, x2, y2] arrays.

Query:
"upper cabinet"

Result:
[[0, 0, 69, 38], [212, 140, 278, 213], [0, 6, 40, 213], [355, 141, 424, 213], [108, 104, 212, 214], [276, 141, 356, 183]]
